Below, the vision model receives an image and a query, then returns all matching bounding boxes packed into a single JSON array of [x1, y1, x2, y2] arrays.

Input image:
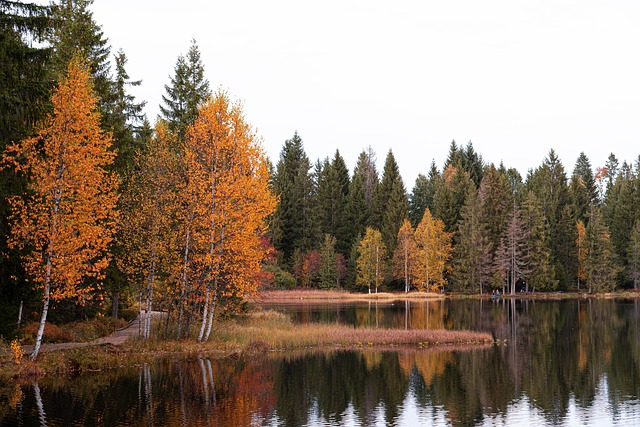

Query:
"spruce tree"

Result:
[[104, 49, 146, 174], [160, 39, 211, 141], [433, 164, 474, 235], [585, 206, 619, 293], [318, 234, 338, 289], [521, 191, 557, 292], [450, 191, 492, 294], [526, 149, 573, 289], [316, 150, 350, 256], [345, 171, 368, 250], [408, 160, 438, 227], [0, 0, 53, 336], [478, 165, 512, 264], [628, 219, 640, 290], [353, 147, 379, 227], [569, 152, 598, 223], [271, 132, 317, 264], [49, 0, 111, 114], [378, 150, 408, 255]]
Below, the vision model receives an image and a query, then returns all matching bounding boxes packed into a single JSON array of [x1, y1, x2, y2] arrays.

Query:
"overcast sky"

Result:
[[79, 1, 640, 185]]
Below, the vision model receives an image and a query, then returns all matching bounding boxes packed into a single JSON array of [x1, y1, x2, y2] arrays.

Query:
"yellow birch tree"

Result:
[[2, 58, 118, 359]]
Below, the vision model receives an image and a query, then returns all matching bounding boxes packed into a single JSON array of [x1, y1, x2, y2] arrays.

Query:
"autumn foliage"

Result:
[[2, 58, 118, 359]]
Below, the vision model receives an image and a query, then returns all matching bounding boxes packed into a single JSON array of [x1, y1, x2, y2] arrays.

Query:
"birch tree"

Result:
[[2, 58, 118, 359]]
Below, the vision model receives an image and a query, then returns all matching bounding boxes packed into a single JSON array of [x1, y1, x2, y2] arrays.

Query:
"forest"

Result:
[[2, 0, 640, 351]]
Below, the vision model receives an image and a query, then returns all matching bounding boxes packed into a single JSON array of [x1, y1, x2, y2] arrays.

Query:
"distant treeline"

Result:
[[269, 133, 640, 295]]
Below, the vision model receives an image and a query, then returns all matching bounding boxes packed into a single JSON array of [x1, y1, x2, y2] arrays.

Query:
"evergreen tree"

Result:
[[433, 164, 474, 234], [104, 49, 146, 174], [49, 0, 111, 114], [585, 206, 619, 293], [526, 149, 573, 289], [603, 168, 638, 287], [569, 152, 598, 223], [478, 165, 512, 264], [377, 150, 408, 255], [0, 0, 53, 336], [353, 147, 379, 227], [521, 191, 557, 292], [318, 234, 338, 289], [159, 39, 211, 141], [461, 141, 484, 187], [450, 191, 492, 293], [408, 160, 438, 227], [345, 170, 368, 250], [271, 132, 317, 264], [628, 219, 640, 290], [316, 150, 350, 256]]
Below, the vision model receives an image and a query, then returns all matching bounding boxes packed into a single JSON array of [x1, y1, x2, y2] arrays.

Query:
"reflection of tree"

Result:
[[4, 300, 640, 425]]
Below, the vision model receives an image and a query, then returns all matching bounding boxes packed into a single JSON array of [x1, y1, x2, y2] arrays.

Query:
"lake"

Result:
[[2, 298, 640, 426]]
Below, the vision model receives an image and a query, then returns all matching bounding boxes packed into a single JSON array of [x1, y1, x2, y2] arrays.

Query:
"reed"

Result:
[[254, 289, 443, 303], [218, 310, 492, 351]]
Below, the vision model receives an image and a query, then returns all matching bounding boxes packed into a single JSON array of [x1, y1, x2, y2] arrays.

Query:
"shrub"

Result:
[[19, 322, 75, 344], [264, 264, 296, 290]]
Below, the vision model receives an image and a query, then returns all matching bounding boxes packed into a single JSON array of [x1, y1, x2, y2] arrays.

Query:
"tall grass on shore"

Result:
[[254, 289, 443, 303], [219, 310, 493, 351]]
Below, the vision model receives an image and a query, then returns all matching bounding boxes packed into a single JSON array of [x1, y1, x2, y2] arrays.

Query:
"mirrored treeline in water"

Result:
[[1, 299, 640, 426]]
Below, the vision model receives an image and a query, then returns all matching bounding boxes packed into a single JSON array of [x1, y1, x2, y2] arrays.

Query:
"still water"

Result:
[[2, 298, 640, 426]]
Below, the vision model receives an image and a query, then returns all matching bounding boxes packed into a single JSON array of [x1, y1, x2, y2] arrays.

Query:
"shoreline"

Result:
[[254, 289, 640, 303]]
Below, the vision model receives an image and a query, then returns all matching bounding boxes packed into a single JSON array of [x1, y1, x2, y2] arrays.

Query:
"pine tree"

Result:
[[316, 150, 350, 256], [628, 219, 640, 290], [49, 0, 112, 115], [271, 132, 317, 264], [603, 168, 638, 286], [521, 191, 557, 292], [450, 191, 492, 293], [408, 160, 438, 227], [104, 49, 146, 174], [585, 206, 619, 293], [378, 150, 408, 255], [160, 39, 211, 141], [433, 164, 475, 234], [345, 170, 368, 250], [478, 165, 512, 265], [569, 152, 598, 223], [319, 234, 338, 289], [526, 149, 573, 289]]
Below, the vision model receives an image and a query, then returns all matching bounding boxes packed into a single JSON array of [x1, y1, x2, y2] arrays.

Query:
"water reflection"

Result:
[[1, 299, 640, 426]]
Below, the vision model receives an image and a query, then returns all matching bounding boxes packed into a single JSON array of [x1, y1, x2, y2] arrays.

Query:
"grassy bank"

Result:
[[254, 289, 444, 303], [1, 309, 492, 381], [256, 289, 640, 303]]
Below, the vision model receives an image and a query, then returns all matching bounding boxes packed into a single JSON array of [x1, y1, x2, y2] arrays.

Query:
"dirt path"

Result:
[[22, 311, 167, 354]]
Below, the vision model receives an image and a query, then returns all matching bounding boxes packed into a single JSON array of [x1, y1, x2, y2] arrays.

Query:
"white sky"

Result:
[[58, 1, 640, 185]]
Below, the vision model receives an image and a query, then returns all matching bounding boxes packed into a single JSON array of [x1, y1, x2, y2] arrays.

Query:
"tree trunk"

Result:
[[177, 209, 194, 339]]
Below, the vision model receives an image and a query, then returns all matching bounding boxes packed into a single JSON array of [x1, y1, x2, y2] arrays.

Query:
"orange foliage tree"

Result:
[[2, 58, 118, 359], [392, 219, 417, 293], [175, 92, 276, 341], [118, 121, 180, 338], [413, 208, 453, 292]]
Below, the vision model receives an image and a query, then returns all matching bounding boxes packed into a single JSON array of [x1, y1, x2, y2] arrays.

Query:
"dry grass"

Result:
[[219, 310, 493, 351], [253, 289, 444, 303]]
